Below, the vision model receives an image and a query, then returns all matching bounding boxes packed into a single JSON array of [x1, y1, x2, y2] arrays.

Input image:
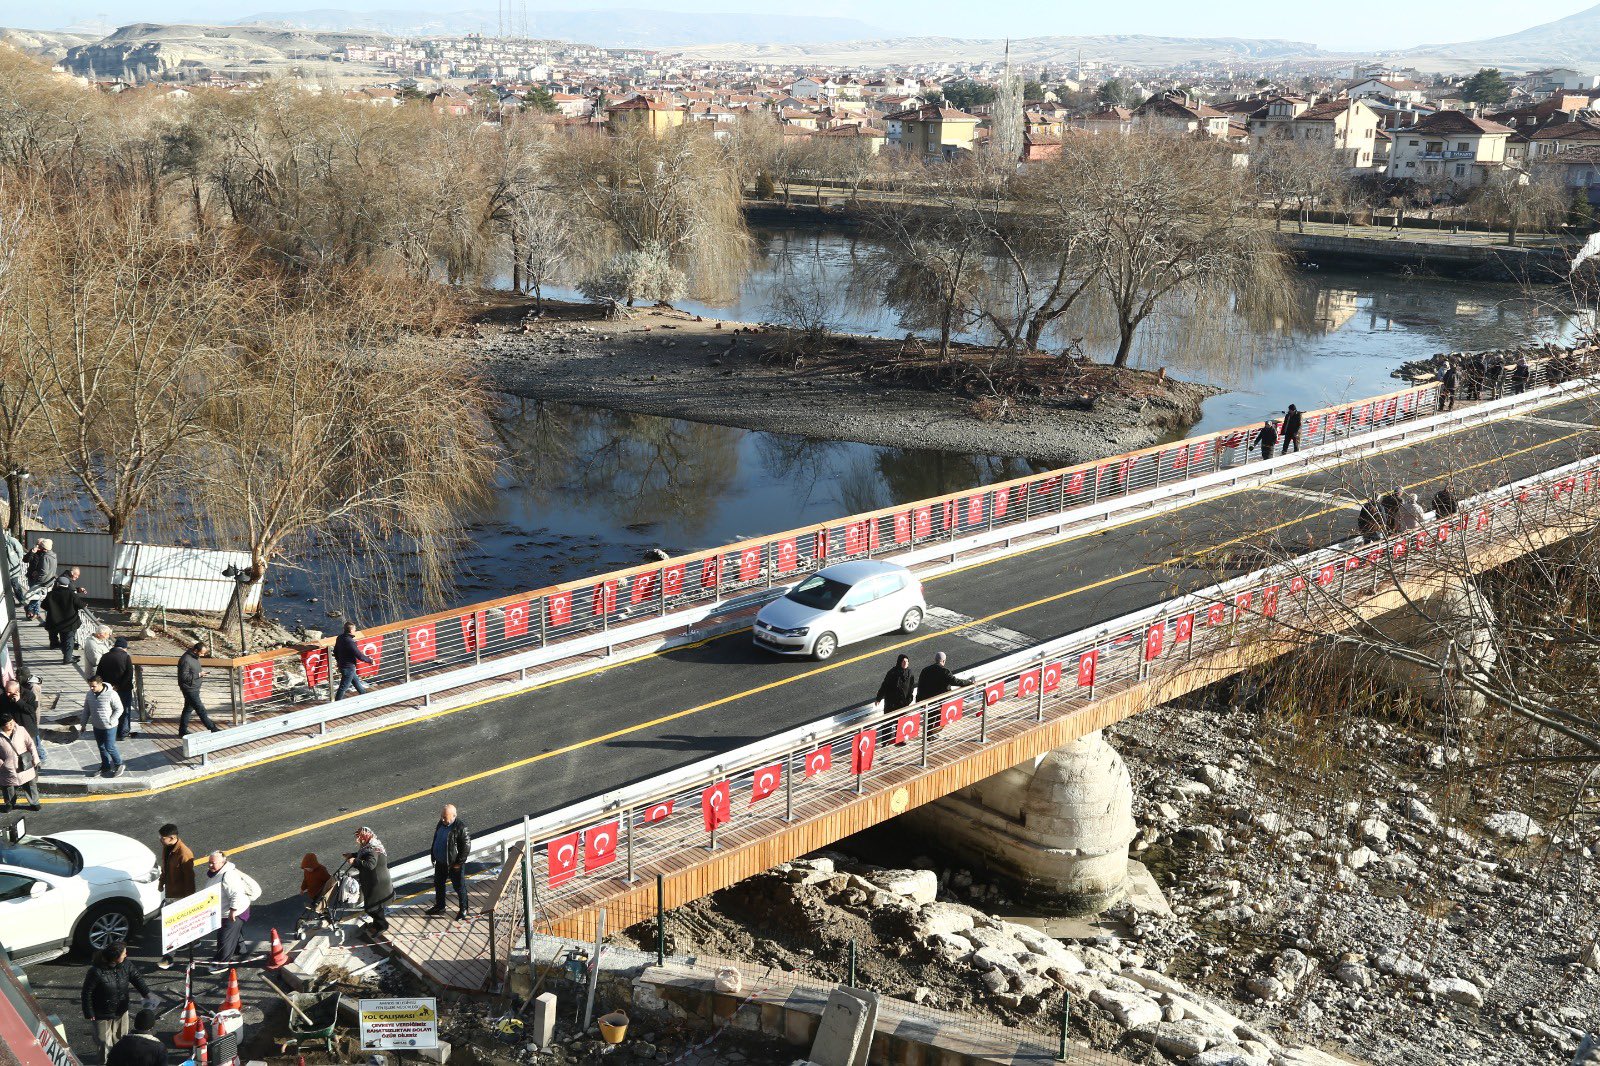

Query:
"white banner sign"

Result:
[[160, 884, 223, 956], [359, 998, 439, 1050]]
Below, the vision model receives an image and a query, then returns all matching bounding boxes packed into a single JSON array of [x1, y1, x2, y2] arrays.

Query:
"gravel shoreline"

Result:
[[461, 303, 1218, 465]]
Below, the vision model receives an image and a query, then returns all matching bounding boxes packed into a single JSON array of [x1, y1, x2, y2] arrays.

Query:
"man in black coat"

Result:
[[346, 826, 394, 940], [96, 637, 137, 740], [1279, 405, 1303, 454], [176, 642, 220, 737], [876, 654, 915, 712], [1357, 498, 1384, 543], [81, 941, 151, 1062], [332, 622, 376, 700], [107, 1009, 166, 1066], [916, 652, 968, 701], [0, 676, 39, 755], [1257, 420, 1278, 462], [426, 803, 472, 919], [42, 569, 86, 664]]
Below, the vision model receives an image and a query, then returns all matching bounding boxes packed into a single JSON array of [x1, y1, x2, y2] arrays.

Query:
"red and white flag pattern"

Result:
[[584, 820, 618, 872], [701, 782, 731, 831], [751, 763, 782, 803], [804, 747, 832, 777], [547, 832, 580, 887]]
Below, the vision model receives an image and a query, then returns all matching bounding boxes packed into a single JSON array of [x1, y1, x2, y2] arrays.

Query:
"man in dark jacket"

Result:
[[1511, 356, 1531, 393], [916, 652, 968, 701], [346, 827, 394, 940], [1279, 405, 1303, 454], [81, 941, 151, 1063], [426, 804, 472, 919], [1257, 420, 1278, 462], [1378, 488, 1402, 532], [0, 676, 39, 756], [332, 622, 375, 700], [1439, 361, 1458, 410], [22, 539, 56, 620], [176, 642, 220, 737], [42, 569, 86, 664], [876, 654, 915, 712], [97, 637, 137, 740], [107, 1008, 166, 1066], [1356, 498, 1384, 543]]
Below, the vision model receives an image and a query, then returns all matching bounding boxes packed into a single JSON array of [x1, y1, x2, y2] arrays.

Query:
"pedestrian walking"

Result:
[[80, 941, 151, 1063], [22, 538, 56, 620], [1511, 356, 1531, 394], [158, 824, 196, 901], [206, 850, 261, 967], [332, 622, 374, 700], [96, 638, 137, 740], [1484, 356, 1503, 397], [346, 827, 393, 941], [0, 675, 41, 761], [42, 569, 87, 664], [176, 641, 220, 738], [1396, 493, 1427, 532], [1378, 487, 1403, 532], [1257, 419, 1278, 462], [1439, 361, 1458, 411], [1430, 486, 1459, 516], [81, 626, 114, 683], [875, 654, 915, 713], [79, 677, 125, 779], [916, 652, 968, 700], [299, 853, 331, 903], [426, 804, 471, 920], [0, 714, 41, 812], [1279, 405, 1303, 454], [106, 1008, 165, 1066], [1357, 497, 1384, 543]]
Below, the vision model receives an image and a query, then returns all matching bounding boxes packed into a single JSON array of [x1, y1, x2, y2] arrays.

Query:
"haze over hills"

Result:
[[667, 34, 1346, 68], [1392, 1, 1600, 72], [57, 22, 395, 78], [237, 8, 886, 46]]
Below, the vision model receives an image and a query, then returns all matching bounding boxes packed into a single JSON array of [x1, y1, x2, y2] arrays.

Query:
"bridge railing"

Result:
[[386, 445, 1600, 913], [171, 350, 1593, 758]]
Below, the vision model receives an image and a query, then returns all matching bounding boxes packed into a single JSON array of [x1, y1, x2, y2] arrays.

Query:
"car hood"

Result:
[[756, 594, 825, 631], [51, 831, 157, 886]]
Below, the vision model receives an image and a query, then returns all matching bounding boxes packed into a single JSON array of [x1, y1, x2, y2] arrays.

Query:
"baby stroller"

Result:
[[297, 857, 362, 944]]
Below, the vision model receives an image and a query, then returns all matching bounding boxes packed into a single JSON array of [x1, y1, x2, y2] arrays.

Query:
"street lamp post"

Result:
[[221, 564, 252, 654]]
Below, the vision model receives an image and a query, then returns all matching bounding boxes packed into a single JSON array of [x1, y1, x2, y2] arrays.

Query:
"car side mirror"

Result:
[[840, 605, 855, 613], [29, 881, 46, 898]]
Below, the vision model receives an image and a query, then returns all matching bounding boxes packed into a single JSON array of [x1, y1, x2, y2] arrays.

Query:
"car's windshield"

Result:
[[785, 576, 850, 610], [0, 837, 81, 878]]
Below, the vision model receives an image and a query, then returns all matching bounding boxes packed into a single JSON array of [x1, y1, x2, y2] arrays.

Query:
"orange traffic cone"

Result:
[[173, 999, 202, 1048], [265, 928, 289, 970], [219, 968, 242, 1012], [194, 1023, 209, 1066]]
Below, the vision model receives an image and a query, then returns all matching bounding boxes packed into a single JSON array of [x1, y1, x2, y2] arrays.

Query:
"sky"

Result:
[[21, 0, 1581, 53]]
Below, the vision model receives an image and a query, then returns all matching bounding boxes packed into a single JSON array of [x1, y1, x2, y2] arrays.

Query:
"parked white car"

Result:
[[0, 828, 163, 964], [753, 560, 926, 661]]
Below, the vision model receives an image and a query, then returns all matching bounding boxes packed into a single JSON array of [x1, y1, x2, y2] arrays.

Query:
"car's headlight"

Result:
[[136, 865, 159, 884], [783, 626, 809, 637]]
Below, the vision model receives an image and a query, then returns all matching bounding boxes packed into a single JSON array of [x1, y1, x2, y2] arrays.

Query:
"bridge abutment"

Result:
[[904, 730, 1136, 914], [1330, 574, 1498, 714]]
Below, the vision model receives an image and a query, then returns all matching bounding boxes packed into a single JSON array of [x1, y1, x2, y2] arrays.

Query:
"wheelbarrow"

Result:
[[285, 991, 342, 1056]]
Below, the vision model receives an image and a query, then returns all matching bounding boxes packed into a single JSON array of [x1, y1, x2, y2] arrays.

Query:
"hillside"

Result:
[[58, 22, 395, 79], [1396, 2, 1600, 72], [0, 27, 99, 61]]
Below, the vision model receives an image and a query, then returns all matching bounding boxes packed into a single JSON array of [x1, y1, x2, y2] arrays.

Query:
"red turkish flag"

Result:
[[913, 506, 932, 538], [547, 832, 580, 887], [775, 538, 799, 574], [1317, 564, 1337, 588], [894, 713, 920, 745], [1234, 591, 1253, 617], [701, 782, 731, 831], [1262, 586, 1279, 618], [1304, 414, 1322, 436], [663, 564, 685, 597], [1475, 509, 1491, 530], [1067, 470, 1087, 495], [1144, 621, 1166, 661], [355, 636, 382, 678], [966, 495, 984, 525], [1401, 391, 1414, 412], [702, 555, 721, 588], [738, 546, 762, 582], [407, 622, 437, 664], [504, 601, 531, 639], [850, 729, 877, 774], [1076, 650, 1098, 688], [1392, 539, 1407, 560], [1207, 602, 1227, 627], [844, 522, 869, 555], [584, 820, 619, 872], [547, 591, 572, 628], [750, 763, 782, 803], [1174, 612, 1194, 643], [804, 747, 832, 777], [642, 800, 674, 823], [941, 500, 956, 530], [993, 487, 1010, 518], [893, 511, 911, 543], [460, 611, 485, 653], [1034, 475, 1059, 498], [984, 681, 1004, 707], [301, 647, 329, 688], [593, 580, 618, 616], [630, 570, 656, 606], [242, 661, 273, 703], [1436, 523, 1451, 544], [939, 698, 964, 729], [1169, 446, 1188, 472], [1042, 660, 1063, 692], [1017, 669, 1040, 698], [1288, 575, 1306, 595], [814, 528, 828, 560]]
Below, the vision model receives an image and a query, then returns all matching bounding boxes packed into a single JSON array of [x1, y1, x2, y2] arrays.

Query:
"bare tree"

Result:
[[1468, 168, 1567, 246]]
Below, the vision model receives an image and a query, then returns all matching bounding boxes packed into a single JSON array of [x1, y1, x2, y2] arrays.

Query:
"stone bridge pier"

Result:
[[904, 730, 1137, 915]]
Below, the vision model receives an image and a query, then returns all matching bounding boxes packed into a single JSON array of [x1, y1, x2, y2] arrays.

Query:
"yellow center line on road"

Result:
[[201, 428, 1599, 858], [41, 416, 1593, 841]]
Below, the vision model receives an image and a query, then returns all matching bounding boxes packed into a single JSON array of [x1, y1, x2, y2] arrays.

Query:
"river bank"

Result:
[[463, 297, 1217, 466]]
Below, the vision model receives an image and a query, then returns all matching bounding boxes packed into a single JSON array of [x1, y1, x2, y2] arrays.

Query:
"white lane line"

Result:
[[1257, 485, 1361, 508], [925, 607, 1038, 652], [1513, 413, 1599, 431]]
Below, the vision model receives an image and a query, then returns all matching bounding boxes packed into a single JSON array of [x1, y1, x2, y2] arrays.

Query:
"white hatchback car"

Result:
[[0, 827, 163, 964], [753, 560, 926, 661]]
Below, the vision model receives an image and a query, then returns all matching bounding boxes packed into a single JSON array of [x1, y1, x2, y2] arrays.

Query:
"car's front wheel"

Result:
[[811, 633, 838, 661], [900, 607, 924, 633], [75, 899, 141, 956]]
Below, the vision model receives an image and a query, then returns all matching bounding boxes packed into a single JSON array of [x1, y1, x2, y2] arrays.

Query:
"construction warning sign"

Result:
[[359, 998, 439, 1050], [159, 883, 223, 957]]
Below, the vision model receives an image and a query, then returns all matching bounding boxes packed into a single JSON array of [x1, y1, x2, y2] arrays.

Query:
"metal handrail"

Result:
[[386, 447, 1600, 900]]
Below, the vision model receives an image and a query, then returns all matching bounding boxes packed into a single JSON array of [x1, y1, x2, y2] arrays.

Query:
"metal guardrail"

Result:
[[386, 444, 1600, 915], [174, 357, 1597, 759]]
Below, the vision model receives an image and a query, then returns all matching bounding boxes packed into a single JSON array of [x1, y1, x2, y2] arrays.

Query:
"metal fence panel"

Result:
[[25, 530, 116, 601], [122, 544, 261, 613]]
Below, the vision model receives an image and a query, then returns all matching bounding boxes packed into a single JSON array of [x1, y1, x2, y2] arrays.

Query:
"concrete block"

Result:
[[415, 1042, 451, 1063], [759, 1002, 785, 1037], [835, 988, 878, 1066], [811, 989, 875, 1066], [784, 1006, 819, 1046], [531, 993, 558, 1048]]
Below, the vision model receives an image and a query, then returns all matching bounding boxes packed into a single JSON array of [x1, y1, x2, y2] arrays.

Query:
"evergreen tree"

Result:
[[1462, 68, 1511, 107]]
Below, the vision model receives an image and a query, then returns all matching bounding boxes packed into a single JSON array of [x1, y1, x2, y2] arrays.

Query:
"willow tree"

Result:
[[550, 124, 751, 307]]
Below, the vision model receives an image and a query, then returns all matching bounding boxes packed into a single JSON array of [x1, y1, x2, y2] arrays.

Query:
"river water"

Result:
[[278, 227, 1579, 626]]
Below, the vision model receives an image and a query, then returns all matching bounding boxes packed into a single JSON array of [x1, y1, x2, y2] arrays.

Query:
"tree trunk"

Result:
[[4, 473, 23, 539], [1112, 326, 1136, 368]]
